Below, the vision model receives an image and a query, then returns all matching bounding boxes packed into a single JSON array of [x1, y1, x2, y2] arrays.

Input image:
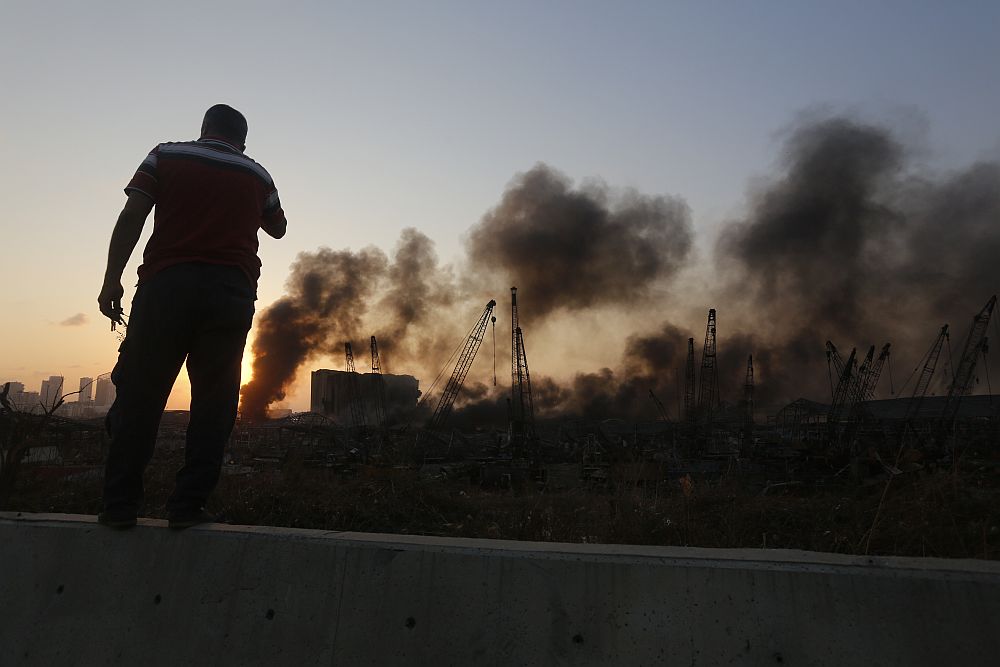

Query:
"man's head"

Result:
[[201, 104, 248, 151]]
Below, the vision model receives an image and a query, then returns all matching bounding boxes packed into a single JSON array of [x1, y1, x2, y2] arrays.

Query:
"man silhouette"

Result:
[[97, 104, 286, 529]]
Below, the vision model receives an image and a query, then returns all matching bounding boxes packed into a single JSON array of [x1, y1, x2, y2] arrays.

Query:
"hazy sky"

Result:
[[1, 1, 998, 410]]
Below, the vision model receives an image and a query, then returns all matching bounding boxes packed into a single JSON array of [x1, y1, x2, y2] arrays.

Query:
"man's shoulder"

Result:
[[156, 140, 273, 185]]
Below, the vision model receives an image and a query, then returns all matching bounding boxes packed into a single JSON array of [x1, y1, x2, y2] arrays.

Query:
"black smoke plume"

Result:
[[717, 115, 1000, 407], [466, 164, 693, 320]]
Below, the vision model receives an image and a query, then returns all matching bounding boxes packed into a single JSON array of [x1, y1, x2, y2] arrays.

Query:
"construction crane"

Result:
[[826, 341, 847, 400], [859, 343, 891, 401], [649, 389, 670, 422], [697, 309, 719, 416], [344, 342, 368, 433], [510, 287, 536, 451], [370, 336, 388, 429], [428, 300, 497, 430], [742, 355, 754, 455], [683, 337, 696, 421], [897, 324, 949, 449], [844, 345, 875, 416], [939, 295, 996, 442], [828, 347, 857, 427]]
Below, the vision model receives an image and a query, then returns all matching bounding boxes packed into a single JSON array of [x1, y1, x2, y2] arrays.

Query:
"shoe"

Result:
[[168, 509, 217, 530], [97, 511, 137, 530]]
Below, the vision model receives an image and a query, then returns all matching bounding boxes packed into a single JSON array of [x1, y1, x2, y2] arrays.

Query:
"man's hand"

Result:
[[99, 191, 152, 326], [98, 280, 125, 325]]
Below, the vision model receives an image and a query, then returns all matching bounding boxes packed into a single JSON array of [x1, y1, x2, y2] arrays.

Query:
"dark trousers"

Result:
[[103, 262, 255, 516]]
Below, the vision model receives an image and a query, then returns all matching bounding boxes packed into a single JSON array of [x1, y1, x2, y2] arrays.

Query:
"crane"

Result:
[[428, 300, 497, 430], [859, 343, 891, 401], [896, 324, 950, 450], [742, 354, 754, 455], [510, 287, 537, 453], [649, 389, 670, 422], [841, 343, 891, 455], [344, 342, 368, 434], [683, 337, 696, 421], [826, 341, 847, 400], [939, 296, 996, 443], [370, 336, 388, 429], [828, 347, 857, 427], [697, 309, 719, 416]]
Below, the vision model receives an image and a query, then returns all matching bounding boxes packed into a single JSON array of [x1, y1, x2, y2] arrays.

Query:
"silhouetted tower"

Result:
[[940, 295, 996, 443], [683, 337, 696, 421], [429, 300, 497, 430], [370, 336, 388, 429], [697, 309, 719, 417], [510, 287, 536, 451], [344, 342, 367, 433], [742, 354, 754, 455]]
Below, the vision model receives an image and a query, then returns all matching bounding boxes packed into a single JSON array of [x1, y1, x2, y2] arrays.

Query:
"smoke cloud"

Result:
[[717, 116, 1000, 407], [466, 164, 693, 320]]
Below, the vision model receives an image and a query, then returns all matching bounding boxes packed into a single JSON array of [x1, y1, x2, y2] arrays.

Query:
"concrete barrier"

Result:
[[1, 511, 998, 666]]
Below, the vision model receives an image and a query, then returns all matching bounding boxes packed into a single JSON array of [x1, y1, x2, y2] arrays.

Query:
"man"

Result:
[[97, 104, 286, 529]]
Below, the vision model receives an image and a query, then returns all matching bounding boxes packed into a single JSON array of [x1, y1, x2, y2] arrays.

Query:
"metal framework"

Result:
[[940, 296, 996, 440], [906, 325, 949, 424], [428, 300, 497, 430], [828, 347, 857, 426], [742, 354, 754, 455], [510, 287, 536, 447], [344, 342, 367, 433], [370, 336, 388, 429], [697, 309, 719, 416], [859, 343, 891, 401], [744, 354, 755, 426], [683, 337, 696, 421], [649, 389, 669, 422]]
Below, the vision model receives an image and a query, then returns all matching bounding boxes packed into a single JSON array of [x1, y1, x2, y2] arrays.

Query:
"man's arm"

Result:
[[261, 212, 287, 239], [97, 192, 154, 323]]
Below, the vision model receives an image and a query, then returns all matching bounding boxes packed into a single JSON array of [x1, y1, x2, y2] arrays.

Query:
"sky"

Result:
[[1, 1, 998, 411]]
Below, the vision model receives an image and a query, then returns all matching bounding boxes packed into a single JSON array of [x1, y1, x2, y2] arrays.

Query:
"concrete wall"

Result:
[[2, 512, 999, 666]]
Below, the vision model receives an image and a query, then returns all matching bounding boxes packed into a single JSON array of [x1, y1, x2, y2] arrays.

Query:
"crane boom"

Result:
[[828, 347, 857, 425], [826, 341, 846, 399], [905, 325, 949, 423], [370, 336, 388, 428], [510, 288, 536, 443], [940, 295, 996, 434], [649, 389, 670, 422], [697, 309, 719, 415], [860, 343, 891, 401], [345, 342, 368, 432], [683, 337, 696, 421], [428, 300, 497, 430]]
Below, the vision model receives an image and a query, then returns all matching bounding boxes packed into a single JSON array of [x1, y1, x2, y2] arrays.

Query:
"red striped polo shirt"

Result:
[[124, 136, 284, 288]]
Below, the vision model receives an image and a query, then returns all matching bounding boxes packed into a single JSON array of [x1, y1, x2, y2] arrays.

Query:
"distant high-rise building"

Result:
[[18, 391, 41, 413], [3, 380, 25, 395], [39, 376, 64, 409], [95, 375, 116, 408], [3, 381, 25, 409], [78, 377, 94, 403]]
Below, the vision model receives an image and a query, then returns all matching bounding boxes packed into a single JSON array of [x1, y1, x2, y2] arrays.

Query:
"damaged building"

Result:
[[310, 369, 420, 425]]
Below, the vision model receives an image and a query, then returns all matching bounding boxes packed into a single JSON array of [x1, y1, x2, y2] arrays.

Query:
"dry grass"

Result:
[[5, 449, 998, 560]]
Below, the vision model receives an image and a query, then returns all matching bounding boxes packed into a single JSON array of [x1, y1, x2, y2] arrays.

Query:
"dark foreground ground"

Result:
[[5, 450, 998, 560]]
